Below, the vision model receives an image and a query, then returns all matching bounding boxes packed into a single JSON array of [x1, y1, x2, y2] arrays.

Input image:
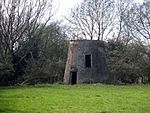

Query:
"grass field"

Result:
[[0, 84, 150, 113]]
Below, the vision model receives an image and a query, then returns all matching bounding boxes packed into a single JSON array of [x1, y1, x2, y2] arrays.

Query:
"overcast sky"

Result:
[[52, 0, 83, 20], [53, 0, 143, 21]]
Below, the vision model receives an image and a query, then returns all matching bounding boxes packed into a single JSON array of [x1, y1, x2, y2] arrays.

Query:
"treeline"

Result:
[[106, 39, 150, 84], [0, 23, 68, 86], [0, 0, 68, 86], [0, 0, 150, 86]]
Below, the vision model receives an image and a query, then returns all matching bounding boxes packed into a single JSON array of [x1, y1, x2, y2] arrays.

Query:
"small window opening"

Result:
[[85, 55, 91, 68]]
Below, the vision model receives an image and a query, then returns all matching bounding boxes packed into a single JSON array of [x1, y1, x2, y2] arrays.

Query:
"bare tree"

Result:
[[0, 0, 54, 63], [67, 0, 115, 40], [114, 0, 133, 40], [123, 1, 150, 43]]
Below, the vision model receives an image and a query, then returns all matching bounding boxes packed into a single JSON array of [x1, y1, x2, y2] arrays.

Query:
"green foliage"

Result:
[[0, 62, 15, 86], [0, 22, 68, 86], [21, 23, 68, 85], [0, 84, 150, 113], [0, 63, 14, 76], [106, 39, 150, 84]]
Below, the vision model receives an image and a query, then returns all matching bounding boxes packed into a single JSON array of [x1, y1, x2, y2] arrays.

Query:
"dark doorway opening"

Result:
[[85, 55, 91, 68], [70, 71, 77, 84]]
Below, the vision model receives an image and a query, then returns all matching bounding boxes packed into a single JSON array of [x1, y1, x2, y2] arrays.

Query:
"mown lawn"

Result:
[[0, 84, 150, 113]]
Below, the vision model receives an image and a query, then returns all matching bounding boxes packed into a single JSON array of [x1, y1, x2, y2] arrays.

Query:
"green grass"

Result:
[[0, 84, 150, 113]]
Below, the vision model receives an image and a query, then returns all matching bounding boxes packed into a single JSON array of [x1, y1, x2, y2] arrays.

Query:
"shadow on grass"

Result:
[[0, 84, 55, 90], [0, 109, 29, 113], [0, 94, 25, 99], [99, 111, 110, 113]]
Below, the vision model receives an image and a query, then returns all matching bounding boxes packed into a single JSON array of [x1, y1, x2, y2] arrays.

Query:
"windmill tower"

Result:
[[64, 40, 109, 84]]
